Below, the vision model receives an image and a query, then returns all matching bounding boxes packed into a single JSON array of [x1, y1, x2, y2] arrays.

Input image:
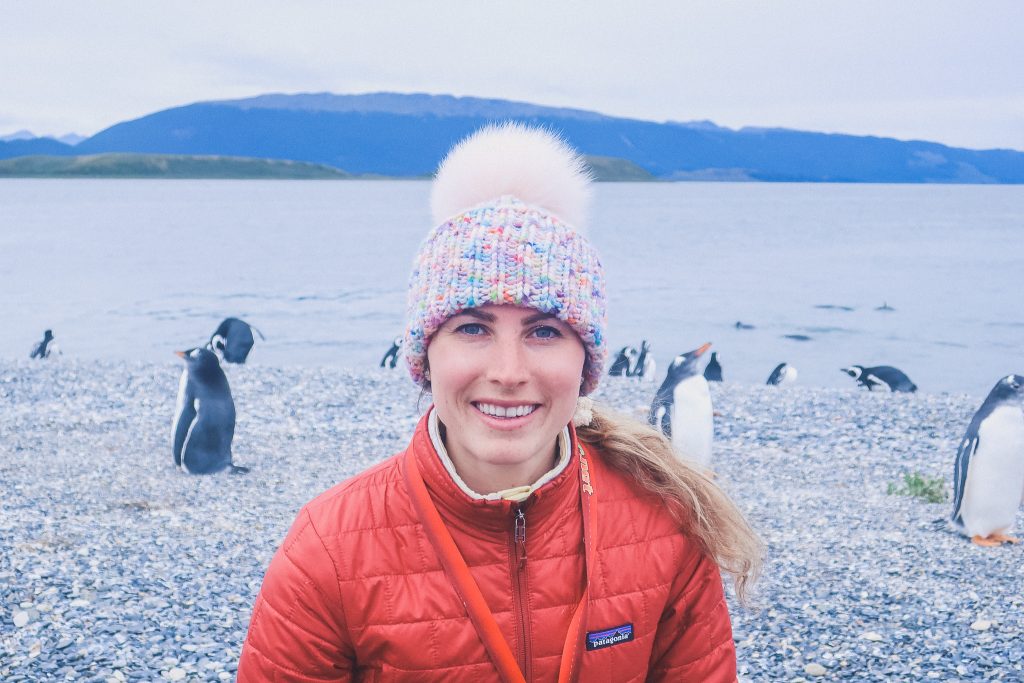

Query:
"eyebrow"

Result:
[[453, 309, 558, 325]]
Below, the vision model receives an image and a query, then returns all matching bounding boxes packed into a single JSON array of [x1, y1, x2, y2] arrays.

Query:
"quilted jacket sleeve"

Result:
[[238, 508, 355, 681], [647, 547, 737, 682]]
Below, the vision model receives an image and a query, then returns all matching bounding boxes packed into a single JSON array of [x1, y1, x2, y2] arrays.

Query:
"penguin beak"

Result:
[[694, 342, 712, 357], [175, 351, 187, 359]]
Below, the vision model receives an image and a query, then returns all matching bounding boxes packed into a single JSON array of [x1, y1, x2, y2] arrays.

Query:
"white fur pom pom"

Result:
[[430, 122, 593, 230]]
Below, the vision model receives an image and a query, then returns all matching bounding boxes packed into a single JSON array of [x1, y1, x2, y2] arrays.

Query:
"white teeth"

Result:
[[476, 403, 536, 418]]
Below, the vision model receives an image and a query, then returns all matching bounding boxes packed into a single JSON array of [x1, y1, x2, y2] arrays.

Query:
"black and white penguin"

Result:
[[608, 346, 637, 377], [629, 340, 655, 382], [649, 342, 714, 467], [704, 352, 723, 382], [380, 337, 403, 369], [172, 348, 244, 474], [875, 302, 896, 312], [734, 321, 755, 330], [841, 365, 917, 393], [950, 374, 1024, 546], [766, 362, 798, 386], [209, 318, 264, 364], [29, 329, 59, 359]]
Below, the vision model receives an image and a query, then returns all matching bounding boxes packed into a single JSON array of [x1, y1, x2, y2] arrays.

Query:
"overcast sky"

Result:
[[2, 0, 1021, 150]]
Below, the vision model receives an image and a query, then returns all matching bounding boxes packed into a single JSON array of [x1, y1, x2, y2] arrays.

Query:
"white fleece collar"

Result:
[[428, 408, 571, 503]]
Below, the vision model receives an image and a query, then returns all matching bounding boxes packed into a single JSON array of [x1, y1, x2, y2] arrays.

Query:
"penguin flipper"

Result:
[[172, 378, 196, 468], [660, 408, 672, 439], [950, 435, 977, 526]]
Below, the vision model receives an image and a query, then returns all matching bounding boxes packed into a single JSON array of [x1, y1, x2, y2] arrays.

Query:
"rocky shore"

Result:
[[1, 360, 1021, 681]]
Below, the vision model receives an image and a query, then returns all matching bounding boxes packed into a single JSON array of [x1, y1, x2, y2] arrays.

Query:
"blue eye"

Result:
[[456, 323, 486, 336], [533, 325, 562, 339]]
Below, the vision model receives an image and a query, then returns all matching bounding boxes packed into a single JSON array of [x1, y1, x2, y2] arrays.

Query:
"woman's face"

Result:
[[426, 304, 586, 492]]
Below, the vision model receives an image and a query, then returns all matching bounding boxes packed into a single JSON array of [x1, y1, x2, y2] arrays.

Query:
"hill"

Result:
[[4, 93, 1022, 182]]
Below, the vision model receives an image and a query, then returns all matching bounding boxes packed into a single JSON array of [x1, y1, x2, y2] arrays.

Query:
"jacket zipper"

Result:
[[511, 506, 532, 681]]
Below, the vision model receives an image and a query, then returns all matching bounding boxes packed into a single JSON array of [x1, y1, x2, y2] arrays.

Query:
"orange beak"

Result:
[[174, 351, 186, 358], [694, 342, 712, 357]]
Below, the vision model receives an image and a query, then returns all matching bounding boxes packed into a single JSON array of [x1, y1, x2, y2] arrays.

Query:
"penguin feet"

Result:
[[229, 464, 251, 475], [971, 534, 1019, 547]]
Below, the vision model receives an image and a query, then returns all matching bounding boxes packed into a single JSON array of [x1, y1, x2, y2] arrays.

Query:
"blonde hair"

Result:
[[576, 403, 763, 603]]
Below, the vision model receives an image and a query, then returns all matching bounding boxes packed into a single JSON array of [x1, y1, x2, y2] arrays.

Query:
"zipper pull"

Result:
[[514, 507, 527, 567]]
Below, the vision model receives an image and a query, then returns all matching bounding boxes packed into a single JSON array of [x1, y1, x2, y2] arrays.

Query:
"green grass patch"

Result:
[[886, 472, 948, 504]]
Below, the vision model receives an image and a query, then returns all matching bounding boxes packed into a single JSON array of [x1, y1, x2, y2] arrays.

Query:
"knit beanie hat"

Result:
[[404, 123, 607, 395]]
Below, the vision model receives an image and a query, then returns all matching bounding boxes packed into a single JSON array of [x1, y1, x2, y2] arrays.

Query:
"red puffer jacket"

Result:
[[238, 410, 736, 681]]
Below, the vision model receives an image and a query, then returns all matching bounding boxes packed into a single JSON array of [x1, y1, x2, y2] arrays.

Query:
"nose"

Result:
[[486, 336, 530, 387]]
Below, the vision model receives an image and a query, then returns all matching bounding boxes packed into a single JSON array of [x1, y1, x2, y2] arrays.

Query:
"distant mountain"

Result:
[[1, 129, 37, 142], [0, 153, 351, 179], [5, 93, 1023, 182], [1, 137, 76, 158], [58, 133, 86, 146]]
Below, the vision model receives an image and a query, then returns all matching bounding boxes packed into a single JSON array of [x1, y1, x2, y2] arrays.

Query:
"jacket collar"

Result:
[[407, 407, 582, 533]]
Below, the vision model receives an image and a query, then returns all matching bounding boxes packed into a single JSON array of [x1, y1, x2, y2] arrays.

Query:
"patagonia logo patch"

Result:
[[586, 623, 634, 651]]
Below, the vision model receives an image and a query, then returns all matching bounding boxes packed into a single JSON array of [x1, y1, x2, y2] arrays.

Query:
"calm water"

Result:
[[2, 179, 1022, 396]]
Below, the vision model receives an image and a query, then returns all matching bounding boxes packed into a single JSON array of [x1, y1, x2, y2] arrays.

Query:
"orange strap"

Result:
[[405, 437, 596, 683]]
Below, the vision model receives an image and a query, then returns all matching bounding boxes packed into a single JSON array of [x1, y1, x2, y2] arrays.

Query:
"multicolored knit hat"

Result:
[[404, 123, 607, 395]]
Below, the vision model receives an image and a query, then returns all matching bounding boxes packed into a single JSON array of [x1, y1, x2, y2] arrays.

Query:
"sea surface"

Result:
[[2, 179, 1021, 396]]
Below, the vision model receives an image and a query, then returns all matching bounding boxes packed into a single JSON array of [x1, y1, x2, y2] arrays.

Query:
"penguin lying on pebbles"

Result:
[[766, 362, 797, 386], [380, 337, 403, 369], [649, 343, 714, 467], [841, 365, 917, 393], [950, 374, 1024, 547], [630, 340, 655, 382], [704, 352, 723, 382], [608, 346, 636, 376], [209, 317, 264, 364], [173, 348, 247, 474], [29, 329, 60, 359]]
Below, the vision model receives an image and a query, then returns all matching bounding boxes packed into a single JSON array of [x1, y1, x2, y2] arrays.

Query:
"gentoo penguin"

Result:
[[608, 346, 637, 376], [209, 318, 264, 364], [29, 329, 59, 359], [766, 362, 798, 386], [704, 352, 723, 382], [172, 348, 245, 474], [734, 321, 755, 330], [380, 337, 403, 369], [950, 374, 1024, 546], [630, 340, 655, 382], [649, 342, 714, 467], [875, 302, 896, 312], [842, 365, 917, 393]]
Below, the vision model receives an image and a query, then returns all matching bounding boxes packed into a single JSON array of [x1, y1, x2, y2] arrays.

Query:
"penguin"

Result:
[[629, 340, 655, 382], [766, 362, 797, 386], [649, 343, 714, 467], [875, 302, 896, 312], [841, 365, 917, 393], [380, 337, 403, 369], [950, 374, 1024, 546], [703, 352, 723, 382], [734, 321, 755, 330], [608, 346, 637, 377], [783, 334, 812, 342], [172, 347, 245, 474], [29, 329, 59, 359], [209, 318, 264, 364]]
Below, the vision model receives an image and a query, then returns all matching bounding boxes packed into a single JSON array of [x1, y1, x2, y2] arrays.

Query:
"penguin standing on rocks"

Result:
[[649, 343, 714, 467], [841, 365, 917, 393], [766, 362, 798, 386], [704, 352, 723, 382], [608, 346, 637, 376], [209, 318, 264, 364], [173, 347, 246, 474], [630, 340, 655, 382], [29, 329, 59, 359], [950, 374, 1024, 546], [380, 337, 403, 369]]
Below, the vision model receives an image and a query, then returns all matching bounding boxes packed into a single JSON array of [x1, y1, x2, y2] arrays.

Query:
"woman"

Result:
[[238, 124, 762, 681]]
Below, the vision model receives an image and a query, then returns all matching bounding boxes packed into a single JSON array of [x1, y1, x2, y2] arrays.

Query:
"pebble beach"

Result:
[[1, 359, 1022, 681]]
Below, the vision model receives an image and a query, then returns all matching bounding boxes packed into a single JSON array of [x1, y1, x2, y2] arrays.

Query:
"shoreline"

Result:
[[1, 360, 1021, 680]]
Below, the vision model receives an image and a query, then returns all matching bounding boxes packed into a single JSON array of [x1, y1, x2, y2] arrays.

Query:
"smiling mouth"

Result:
[[473, 402, 539, 419]]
